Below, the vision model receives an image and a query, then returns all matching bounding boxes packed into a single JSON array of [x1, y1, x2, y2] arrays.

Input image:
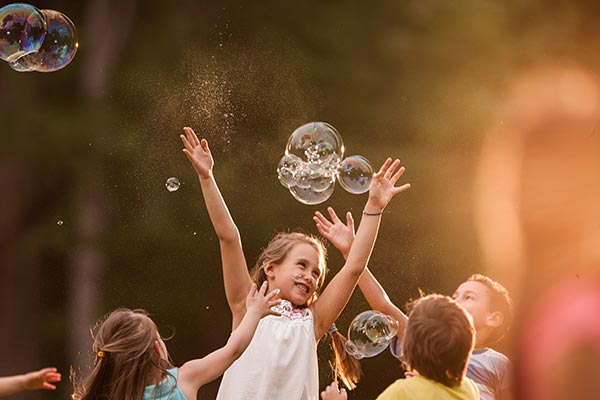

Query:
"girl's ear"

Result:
[[154, 340, 162, 355], [263, 262, 277, 279], [486, 311, 504, 328]]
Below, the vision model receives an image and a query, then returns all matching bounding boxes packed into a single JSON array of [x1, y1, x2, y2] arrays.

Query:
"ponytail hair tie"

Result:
[[97, 350, 105, 358], [328, 323, 338, 334]]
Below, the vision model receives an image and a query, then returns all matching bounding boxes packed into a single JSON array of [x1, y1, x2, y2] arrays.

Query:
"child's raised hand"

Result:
[[23, 367, 61, 391], [245, 282, 282, 318], [320, 381, 348, 400], [314, 207, 355, 258], [181, 127, 214, 179], [365, 158, 411, 212]]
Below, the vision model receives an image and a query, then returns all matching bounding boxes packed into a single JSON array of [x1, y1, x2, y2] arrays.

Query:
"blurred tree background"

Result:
[[2, 0, 600, 399]]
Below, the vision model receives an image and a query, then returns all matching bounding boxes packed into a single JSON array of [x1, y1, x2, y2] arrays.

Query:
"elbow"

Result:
[[225, 335, 246, 360], [217, 228, 241, 243]]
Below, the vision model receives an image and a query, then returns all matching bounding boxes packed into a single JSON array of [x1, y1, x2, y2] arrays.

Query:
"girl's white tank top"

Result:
[[216, 300, 319, 400]]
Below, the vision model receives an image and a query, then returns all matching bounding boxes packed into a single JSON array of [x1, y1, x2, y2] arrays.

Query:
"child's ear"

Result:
[[263, 263, 277, 278], [154, 340, 163, 356], [486, 311, 504, 328]]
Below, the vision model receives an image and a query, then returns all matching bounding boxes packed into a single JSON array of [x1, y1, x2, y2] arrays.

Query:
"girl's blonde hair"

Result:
[[71, 308, 174, 400], [249, 231, 362, 390]]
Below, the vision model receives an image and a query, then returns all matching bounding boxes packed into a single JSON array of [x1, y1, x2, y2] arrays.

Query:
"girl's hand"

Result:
[[23, 368, 61, 391], [320, 381, 348, 400], [314, 207, 355, 259], [245, 282, 281, 318], [364, 158, 411, 212], [181, 127, 214, 179]]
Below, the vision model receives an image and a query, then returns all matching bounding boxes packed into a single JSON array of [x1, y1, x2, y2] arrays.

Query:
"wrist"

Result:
[[363, 200, 384, 215], [19, 374, 28, 390], [198, 171, 213, 181], [362, 210, 384, 216]]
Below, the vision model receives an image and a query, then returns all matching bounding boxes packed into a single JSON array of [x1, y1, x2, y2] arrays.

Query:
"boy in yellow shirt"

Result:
[[321, 294, 479, 400]]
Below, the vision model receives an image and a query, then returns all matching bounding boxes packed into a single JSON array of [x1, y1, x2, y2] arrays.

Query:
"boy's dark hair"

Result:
[[468, 274, 514, 343], [402, 294, 475, 387]]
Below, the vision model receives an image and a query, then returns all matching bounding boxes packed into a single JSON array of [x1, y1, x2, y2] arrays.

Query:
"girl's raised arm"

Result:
[[311, 158, 410, 339], [177, 283, 281, 399], [314, 207, 408, 339], [181, 127, 253, 324]]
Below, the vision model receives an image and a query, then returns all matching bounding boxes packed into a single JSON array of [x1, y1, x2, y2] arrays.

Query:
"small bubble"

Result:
[[165, 177, 181, 192], [57, 220, 63, 226], [206, 306, 210, 310], [193, 232, 197, 235]]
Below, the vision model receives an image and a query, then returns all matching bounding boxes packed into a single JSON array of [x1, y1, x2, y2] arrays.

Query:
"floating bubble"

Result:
[[57, 220, 63, 226], [165, 177, 180, 192], [14, 9, 78, 72], [0, 3, 46, 62], [277, 154, 302, 188], [345, 310, 399, 359], [288, 181, 335, 205], [305, 162, 336, 192], [320, 153, 341, 177], [286, 122, 344, 161], [8, 55, 35, 71], [337, 155, 374, 194]]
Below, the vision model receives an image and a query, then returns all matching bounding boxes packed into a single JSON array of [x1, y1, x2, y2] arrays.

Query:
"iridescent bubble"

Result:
[[337, 155, 374, 195], [8, 54, 35, 71], [320, 153, 341, 177], [288, 181, 334, 205], [286, 122, 344, 161], [345, 310, 399, 359], [295, 164, 311, 189], [165, 177, 180, 192], [15, 9, 78, 72], [277, 154, 302, 188], [0, 3, 46, 62], [306, 162, 336, 192]]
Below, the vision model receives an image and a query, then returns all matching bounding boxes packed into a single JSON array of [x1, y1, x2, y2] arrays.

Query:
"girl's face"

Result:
[[266, 243, 323, 307]]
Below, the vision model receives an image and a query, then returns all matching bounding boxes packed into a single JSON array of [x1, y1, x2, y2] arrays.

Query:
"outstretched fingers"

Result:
[[393, 182, 412, 195], [248, 282, 258, 298], [183, 127, 200, 147], [313, 212, 333, 236], [180, 133, 194, 153], [200, 138, 211, 154], [326, 207, 342, 224], [345, 211, 354, 229], [383, 159, 401, 179], [375, 157, 393, 178]]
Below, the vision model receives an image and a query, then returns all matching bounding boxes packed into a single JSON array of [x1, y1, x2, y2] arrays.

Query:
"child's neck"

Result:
[[474, 329, 492, 349]]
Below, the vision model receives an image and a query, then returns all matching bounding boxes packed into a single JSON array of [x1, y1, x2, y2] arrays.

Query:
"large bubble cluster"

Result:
[[277, 122, 374, 205], [0, 3, 78, 72], [345, 310, 399, 359]]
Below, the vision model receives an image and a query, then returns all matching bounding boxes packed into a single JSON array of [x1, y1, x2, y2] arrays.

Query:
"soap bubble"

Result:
[[165, 177, 180, 192], [289, 181, 335, 205], [345, 310, 399, 359], [320, 153, 341, 177], [337, 155, 374, 194], [286, 122, 344, 161], [0, 3, 46, 62], [277, 154, 302, 188], [8, 55, 35, 71], [14, 9, 78, 72]]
